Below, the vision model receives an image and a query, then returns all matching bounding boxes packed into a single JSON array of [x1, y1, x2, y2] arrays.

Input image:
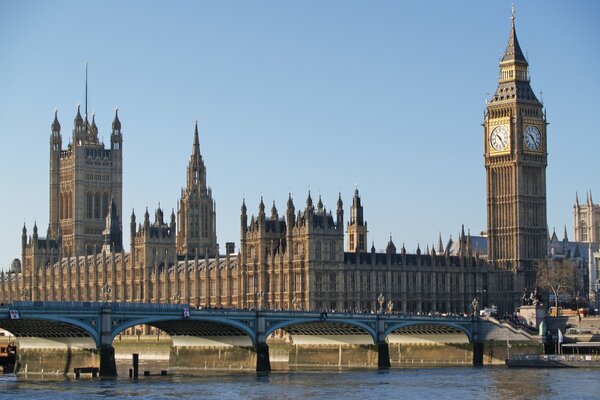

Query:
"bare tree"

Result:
[[536, 258, 579, 312]]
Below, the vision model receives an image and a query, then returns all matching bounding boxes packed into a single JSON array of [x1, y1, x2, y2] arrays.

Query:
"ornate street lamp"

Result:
[[471, 296, 479, 317], [102, 283, 112, 303], [171, 292, 181, 304], [378, 293, 385, 314], [20, 289, 29, 301], [386, 299, 394, 314], [256, 290, 265, 310]]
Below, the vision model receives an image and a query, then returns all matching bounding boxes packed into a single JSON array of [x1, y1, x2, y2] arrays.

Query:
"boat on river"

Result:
[[0, 343, 16, 373], [506, 354, 600, 368]]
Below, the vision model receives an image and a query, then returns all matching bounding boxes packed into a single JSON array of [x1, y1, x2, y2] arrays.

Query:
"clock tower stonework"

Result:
[[484, 12, 547, 304]]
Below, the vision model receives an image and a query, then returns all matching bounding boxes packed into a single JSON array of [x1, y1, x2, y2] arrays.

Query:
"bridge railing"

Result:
[[11, 301, 187, 312], [6, 302, 475, 322]]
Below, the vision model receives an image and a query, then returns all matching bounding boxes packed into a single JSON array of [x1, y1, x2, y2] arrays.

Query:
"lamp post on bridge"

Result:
[[102, 283, 111, 303], [256, 290, 265, 311], [171, 292, 181, 304], [20, 289, 29, 301], [378, 293, 385, 314], [471, 296, 479, 317], [386, 299, 394, 314], [291, 295, 299, 311]]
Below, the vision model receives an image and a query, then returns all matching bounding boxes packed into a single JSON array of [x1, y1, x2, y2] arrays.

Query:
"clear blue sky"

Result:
[[1, 1, 599, 269]]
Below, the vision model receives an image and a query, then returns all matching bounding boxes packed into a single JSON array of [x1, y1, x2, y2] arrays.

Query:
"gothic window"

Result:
[[94, 192, 101, 219], [65, 192, 71, 219], [329, 272, 336, 292], [315, 272, 324, 292], [202, 205, 208, 238], [349, 233, 355, 249], [315, 241, 321, 260], [102, 193, 109, 218], [581, 221, 588, 241], [60, 192, 67, 219], [329, 241, 335, 261], [87, 192, 93, 218], [359, 234, 365, 251]]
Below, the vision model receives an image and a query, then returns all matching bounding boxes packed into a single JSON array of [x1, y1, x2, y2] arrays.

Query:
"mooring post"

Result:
[[99, 306, 117, 377], [255, 312, 271, 372], [132, 353, 139, 379]]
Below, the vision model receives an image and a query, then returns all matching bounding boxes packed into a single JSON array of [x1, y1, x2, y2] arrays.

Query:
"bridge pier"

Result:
[[376, 316, 390, 369], [99, 306, 117, 377], [255, 342, 271, 372], [377, 340, 391, 369], [472, 342, 484, 366], [99, 344, 117, 377], [255, 313, 271, 373]]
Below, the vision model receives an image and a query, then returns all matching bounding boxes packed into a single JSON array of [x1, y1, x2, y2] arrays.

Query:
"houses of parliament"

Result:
[[0, 14, 578, 314]]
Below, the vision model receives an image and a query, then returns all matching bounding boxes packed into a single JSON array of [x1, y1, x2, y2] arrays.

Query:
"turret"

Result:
[[130, 209, 137, 238], [258, 196, 265, 223], [317, 195, 324, 214], [347, 188, 367, 252], [111, 107, 122, 150], [386, 235, 396, 255], [241, 199, 248, 234], [336, 193, 343, 228], [73, 103, 84, 146], [144, 207, 150, 228], [286, 194, 295, 228], [271, 201, 278, 220], [89, 112, 99, 142], [170, 209, 176, 232]]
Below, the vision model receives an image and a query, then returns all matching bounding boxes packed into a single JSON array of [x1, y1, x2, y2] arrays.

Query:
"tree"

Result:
[[536, 258, 579, 312]]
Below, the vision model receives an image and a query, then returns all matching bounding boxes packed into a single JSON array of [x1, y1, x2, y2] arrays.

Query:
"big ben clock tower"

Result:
[[484, 10, 547, 300]]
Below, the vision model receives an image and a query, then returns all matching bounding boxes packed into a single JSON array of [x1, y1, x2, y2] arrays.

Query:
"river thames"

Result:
[[1, 367, 598, 400]]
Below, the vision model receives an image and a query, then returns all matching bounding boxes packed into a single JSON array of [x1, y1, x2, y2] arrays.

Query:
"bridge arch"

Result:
[[384, 321, 473, 343], [265, 318, 377, 343], [111, 316, 257, 346], [0, 316, 100, 346]]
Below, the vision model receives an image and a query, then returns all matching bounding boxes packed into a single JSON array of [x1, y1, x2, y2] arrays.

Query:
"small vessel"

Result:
[[0, 343, 16, 373], [506, 354, 600, 368]]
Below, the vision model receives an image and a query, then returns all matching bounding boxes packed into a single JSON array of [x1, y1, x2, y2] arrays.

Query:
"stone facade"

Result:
[[48, 106, 123, 258]]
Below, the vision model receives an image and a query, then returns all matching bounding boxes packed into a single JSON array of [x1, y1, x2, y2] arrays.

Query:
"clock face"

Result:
[[524, 125, 542, 150], [490, 125, 509, 151]]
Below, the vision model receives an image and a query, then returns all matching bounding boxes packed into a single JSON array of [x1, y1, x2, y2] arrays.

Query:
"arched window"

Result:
[[67, 191, 71, 219], [315, 241, 321, 261], [102, 193, 109, 219], [329, 241, 335, 261], [87, 192, 93, 218], [94, 192, 101, 219]]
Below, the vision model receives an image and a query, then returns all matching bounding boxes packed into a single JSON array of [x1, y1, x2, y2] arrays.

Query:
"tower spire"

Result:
[[502, 5, 526, 65], [193, 119, 200, 156], [85, 62, 88, 116]]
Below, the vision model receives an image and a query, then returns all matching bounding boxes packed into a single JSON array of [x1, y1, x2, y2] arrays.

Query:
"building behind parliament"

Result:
[[2, 13, 589, 314]]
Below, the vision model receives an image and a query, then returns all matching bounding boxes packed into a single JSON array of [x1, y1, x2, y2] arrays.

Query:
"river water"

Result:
[[1, 366, 598, 400]]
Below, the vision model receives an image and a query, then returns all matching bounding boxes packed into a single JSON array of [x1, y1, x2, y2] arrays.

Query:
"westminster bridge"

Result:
[[0, 301, 535, 377]]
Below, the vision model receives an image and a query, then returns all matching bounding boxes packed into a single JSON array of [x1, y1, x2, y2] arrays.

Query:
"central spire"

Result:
[[193, 120, 200, 157]]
